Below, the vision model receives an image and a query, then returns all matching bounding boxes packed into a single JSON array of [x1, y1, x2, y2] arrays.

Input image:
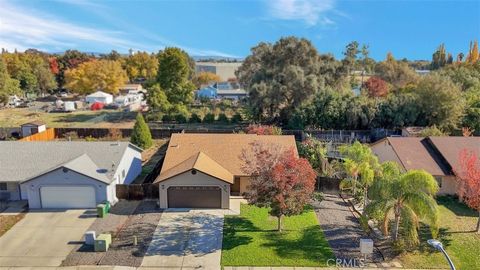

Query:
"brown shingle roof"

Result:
[[155, 133, 297, 183], [427, 136, 480, 172], [385, 137, 448, 176], [157, 151, 234, 183]]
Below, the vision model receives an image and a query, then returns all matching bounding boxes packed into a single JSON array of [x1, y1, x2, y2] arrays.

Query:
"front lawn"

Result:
[[399, 196, 480, 269], [221, 204, 334, 267]]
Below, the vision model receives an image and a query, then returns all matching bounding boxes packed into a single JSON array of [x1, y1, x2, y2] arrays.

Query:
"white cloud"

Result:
[[0, 0, 148, 52], [0, 0, 239, 57], [267, 0, 337, 26]]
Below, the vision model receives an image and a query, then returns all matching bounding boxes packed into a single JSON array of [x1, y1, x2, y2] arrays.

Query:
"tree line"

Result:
[[238, 37, 480, 134]]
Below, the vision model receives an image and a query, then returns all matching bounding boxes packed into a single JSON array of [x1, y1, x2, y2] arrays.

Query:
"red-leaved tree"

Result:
[[364, 76, 389, 97], [241, 141, 316, 231], [455, 149, 480, 233], [245, 124, 282, 135]]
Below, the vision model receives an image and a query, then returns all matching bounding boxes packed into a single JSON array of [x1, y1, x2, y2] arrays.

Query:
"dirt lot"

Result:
[[0, 107, 136, 128]]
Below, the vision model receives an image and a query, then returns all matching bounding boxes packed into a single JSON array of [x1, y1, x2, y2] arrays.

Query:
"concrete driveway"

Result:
[[0, 209, 96, 267], [141, 209, 224, 270]]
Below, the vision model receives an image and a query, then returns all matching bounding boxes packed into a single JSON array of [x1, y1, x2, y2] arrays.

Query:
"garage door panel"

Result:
[[168, 186, 221, 208], [40, 186, 96, 209]]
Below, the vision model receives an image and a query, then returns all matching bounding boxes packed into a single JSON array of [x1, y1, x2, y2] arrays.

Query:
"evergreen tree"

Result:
[[130, 113, 153, 149]]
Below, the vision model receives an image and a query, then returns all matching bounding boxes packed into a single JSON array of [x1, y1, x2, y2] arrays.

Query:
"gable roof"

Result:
[[427, 136, 480, 172], [157, 152, 234, 183], [155, 133, 297, 183], [371, 136, 480, 176], [86, 91, 113, 98], [21, 121, 46, 127], [0, 141, 141, 183]]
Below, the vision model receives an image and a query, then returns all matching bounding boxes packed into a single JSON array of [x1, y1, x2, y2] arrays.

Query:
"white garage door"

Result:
[[40, 186, 96, 208]]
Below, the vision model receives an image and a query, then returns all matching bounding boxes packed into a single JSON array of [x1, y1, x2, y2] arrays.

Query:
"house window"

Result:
[[0, 183, 7, 191], [122, 169, 126, 179]]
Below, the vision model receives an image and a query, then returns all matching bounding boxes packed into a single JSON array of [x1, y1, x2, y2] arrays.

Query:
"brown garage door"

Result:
[[167, 186, 221, 208]]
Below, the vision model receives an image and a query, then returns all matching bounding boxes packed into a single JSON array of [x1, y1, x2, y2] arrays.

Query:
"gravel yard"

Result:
[[61, 200, 140, 266], [99, 200, 162, 267], [61, 200, 162, 267]]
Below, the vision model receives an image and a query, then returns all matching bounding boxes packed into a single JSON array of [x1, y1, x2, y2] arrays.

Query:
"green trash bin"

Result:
[[96, 204, 107, 218], [102, 200, 111, 213], [94, 233, 112, 252]]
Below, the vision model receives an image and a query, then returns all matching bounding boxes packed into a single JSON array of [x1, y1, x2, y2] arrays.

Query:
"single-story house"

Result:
[[154, 133, 297, 209], [21, 121, 47, 137], [371, 136, 480, 195], [0, 141, 142, 209], [85, 91, 113, 105]]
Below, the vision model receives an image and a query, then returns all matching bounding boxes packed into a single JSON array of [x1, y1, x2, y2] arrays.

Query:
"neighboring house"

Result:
[[0, 142, 142, 209], [21, 121, 47, 137], [154, 133, 297, 209], [195, 62, 242, 81], [371, 136, 480, 195], [401, 126, 427, 137], [119, 84, 144, 94], [85, 91, 113, 105], [196, 81, 247, 100]]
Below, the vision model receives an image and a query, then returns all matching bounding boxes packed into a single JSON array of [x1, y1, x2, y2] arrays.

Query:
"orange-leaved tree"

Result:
[[241, 142, 316, 231], [245, 124, 282, 135], [456, 149, 480, 233]]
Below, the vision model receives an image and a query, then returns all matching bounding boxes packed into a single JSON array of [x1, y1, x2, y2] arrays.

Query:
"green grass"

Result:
[[221, 204, 334, 267], [399, 196, 480, 269]]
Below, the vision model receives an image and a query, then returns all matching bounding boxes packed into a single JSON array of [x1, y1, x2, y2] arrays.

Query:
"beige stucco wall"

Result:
[[438, 176, 458, 195], [239, 176, 251, 194], [371, 141, 405, 171], [158, 170, 230, 209]]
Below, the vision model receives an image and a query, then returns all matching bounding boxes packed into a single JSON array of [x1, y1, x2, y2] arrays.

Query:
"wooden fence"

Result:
[[19, 128, 56, 141], [116, 183, 159, 200]]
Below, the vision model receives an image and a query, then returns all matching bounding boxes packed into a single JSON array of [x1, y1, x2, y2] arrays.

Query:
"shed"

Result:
[[21, 121, 46, 137], [86, 91, 113, 105]]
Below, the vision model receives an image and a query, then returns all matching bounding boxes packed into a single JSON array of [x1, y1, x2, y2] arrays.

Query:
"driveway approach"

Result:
[[0, 209, 96, 267], [141, 209, 224, 270]]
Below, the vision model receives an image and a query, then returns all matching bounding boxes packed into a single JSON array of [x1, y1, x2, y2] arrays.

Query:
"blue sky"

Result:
[[1, 0, 479, 60]]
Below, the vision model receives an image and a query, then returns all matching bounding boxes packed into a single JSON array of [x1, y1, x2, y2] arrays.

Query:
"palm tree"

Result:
[[365, 162, 439, 246], [340, 141, 379, 208]]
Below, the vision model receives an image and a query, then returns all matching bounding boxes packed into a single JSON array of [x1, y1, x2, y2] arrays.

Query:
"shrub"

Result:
[[217, 113, 230, 123], [106, 128, 122, 140], [231, 113, 243, 123], [203, 113, 215, 123], [174, 114, 188, 123], [246, 124, 282, 135], [189, 113, 202, 123], [62, 131, 79, 141], [131, 113, 153, 149], [162, 114, 174, 122]]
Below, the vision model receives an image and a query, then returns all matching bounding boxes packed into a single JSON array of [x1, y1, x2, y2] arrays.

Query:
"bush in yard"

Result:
[[241, 142, 316, 231], [162, 114, 173, 122], [174, 113, 188, 123], [131, 113, 153, 149], [217, 113, 230, 123], [203, 112, 215, 123], [231, 113, 243, 123], [245, 124, 282, 135], [455, 149, 480, 233], [189, 113, 202, 123]]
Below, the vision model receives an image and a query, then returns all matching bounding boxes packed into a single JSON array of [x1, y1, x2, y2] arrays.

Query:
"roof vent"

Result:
[[170, 144, 179, 148]]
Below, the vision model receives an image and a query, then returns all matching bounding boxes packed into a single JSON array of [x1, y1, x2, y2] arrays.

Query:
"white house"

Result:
[[20, 121, 47, 137], [0, 141, 142, 209], [85, 91, 113, 105]]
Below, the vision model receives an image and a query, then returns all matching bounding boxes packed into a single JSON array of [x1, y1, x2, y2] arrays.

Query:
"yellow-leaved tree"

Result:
[[65, 60, 128, 94]]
